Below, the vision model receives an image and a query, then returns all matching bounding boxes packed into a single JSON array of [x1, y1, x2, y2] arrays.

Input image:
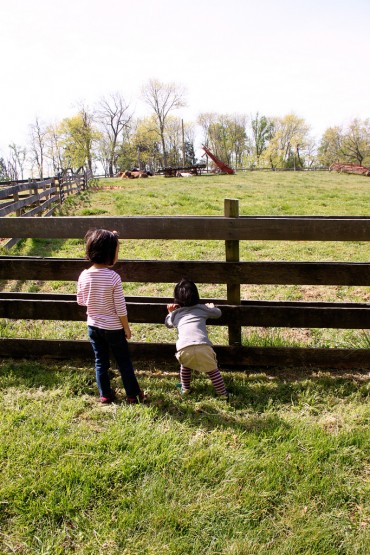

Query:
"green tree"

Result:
[[341, 118, 370, 166], [206, 114, 247, 168], [183, 121, 197, 166], [251, 113, 273, 166], [58, 107, 100, 171], [318, 119, 370, 167], [263, 114, 311, 169], [0, 157, 10, 181], [317, 126, 343, 166], [116, 116, 160, 172]]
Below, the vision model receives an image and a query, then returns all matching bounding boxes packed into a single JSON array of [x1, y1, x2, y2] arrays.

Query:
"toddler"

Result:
[[165, 279, 228, 399]]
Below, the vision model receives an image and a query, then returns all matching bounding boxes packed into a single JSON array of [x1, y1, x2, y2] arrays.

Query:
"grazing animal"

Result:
[[176, 171, 193, 177], [120, 170, 149, 179]]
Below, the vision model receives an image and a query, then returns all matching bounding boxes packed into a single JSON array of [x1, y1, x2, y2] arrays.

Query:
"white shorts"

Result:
[[175, 344, 218, 373]]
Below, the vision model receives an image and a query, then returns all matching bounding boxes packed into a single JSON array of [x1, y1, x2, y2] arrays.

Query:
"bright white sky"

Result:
[[1, 0, 369, 157]]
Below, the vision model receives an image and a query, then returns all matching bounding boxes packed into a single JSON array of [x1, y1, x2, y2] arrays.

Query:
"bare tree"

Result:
[[8, 143, 27, 180], [197, 112, 217, 146], [142, 79, 186, 167], [29, 117, 47, 178], [184, 121, 196, 165], [197, 112, 217, 170], [96, 92, 133, 176]]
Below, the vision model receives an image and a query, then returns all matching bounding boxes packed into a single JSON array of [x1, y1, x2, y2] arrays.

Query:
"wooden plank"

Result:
[[0, 180, 54, 200], [1, 216, 370, 240], [0, 200, 16, 209], [0, 182, 39, 200], [213, 345, 370, 369], [0, 338, 369, 369], [1, 258, 370, 285], [0, 292, 366, 308], [2, 237, 21, 249], [225, 198, 241, 344], [0, 193, 41, 217], [38, 186, 58, 199], [0, 193, 59, 219], [1, 297, 369, 328], [44, 206, 59, 217], [22, 203, 50, 218]]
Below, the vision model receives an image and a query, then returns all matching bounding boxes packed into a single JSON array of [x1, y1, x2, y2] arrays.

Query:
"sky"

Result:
[[1, 0, 370, 160]]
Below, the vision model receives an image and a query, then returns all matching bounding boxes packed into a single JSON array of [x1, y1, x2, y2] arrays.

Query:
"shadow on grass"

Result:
[[1, 359, 368, 433], [0, 359, 95, 394]]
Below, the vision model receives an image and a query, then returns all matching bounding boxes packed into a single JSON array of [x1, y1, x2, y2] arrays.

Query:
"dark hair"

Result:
[[174, 279, 200, 307], [84, 228, 119, 266]]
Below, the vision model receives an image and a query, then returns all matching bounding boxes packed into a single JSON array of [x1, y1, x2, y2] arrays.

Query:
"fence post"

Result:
[[32, 180, 41, 215], [13, 189, 21, 217], [57, 177, 64, 204], [224, 198, 241, 345]]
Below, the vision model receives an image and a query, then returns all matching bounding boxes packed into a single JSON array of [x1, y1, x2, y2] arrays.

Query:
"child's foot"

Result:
[[100, 389, 116, 404], [100, 395, 113, 404], [176, 383, 191, 395], [126, 390, 148, 404]]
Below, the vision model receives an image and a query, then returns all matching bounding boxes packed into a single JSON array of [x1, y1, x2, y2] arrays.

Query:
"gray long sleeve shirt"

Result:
[[165, 304, 222, 351]]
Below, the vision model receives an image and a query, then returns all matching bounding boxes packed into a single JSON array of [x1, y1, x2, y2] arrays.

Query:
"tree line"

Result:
[[1, 78, 370, 180]]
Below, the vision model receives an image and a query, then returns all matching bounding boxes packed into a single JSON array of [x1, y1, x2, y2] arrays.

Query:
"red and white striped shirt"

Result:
[[77, 267, 127, 330]]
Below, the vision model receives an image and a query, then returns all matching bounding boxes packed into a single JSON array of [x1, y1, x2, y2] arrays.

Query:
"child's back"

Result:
[[165, 303, 221, 350], [165, 279, 228, 399]]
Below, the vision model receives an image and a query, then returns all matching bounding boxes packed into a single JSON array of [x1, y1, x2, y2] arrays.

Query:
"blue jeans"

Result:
[[88, 326, 141, 398]]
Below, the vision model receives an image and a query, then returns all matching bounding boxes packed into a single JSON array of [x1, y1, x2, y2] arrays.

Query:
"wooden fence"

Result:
[[0, 200, 370, 369], [0, 169, 91, 248]]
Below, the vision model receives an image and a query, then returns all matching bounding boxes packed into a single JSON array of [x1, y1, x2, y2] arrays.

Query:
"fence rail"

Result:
[[1, 215, 370, 241], [1, 199, 370, 369], [0, 170, 92, 248]]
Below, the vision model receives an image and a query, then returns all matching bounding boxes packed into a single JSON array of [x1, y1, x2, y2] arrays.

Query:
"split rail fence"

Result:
[[0, 170, 91, 248], [1, 199, 370, 369]]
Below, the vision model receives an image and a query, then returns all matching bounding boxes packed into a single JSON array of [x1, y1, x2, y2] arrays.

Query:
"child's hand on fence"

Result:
[[167, 303, 179, 313], [205, 303, 215, 308]]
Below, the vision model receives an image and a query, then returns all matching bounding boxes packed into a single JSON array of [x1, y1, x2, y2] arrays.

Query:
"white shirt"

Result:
[[77, 267, 127, 330]]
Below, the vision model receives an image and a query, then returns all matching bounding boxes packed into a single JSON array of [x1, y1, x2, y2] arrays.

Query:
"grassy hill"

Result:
[[0, 171, 369, 554]]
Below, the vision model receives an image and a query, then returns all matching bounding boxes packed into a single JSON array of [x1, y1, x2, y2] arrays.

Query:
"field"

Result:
[[1, 170, 370, 348], [0, 171, 369, 554]]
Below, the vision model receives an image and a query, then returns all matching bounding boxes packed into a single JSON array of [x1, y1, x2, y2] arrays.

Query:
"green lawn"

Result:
[[0, 171, 369, 554], [1, 170, 369, 348], [0, 359, 369, 554]]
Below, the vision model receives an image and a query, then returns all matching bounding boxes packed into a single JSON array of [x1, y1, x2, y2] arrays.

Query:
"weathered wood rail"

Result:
[[0, 170, 91, 248], [1, 204, 370, 369]]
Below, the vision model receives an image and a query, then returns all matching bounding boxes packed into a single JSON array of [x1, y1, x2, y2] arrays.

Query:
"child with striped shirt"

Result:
[[77, 228, 145, 404]]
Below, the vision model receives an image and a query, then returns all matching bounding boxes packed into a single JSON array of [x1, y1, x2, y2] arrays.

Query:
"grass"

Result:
[[0, 359, 369, 554], [1, 171, 370, 553], [1, 170, 369, 348]]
